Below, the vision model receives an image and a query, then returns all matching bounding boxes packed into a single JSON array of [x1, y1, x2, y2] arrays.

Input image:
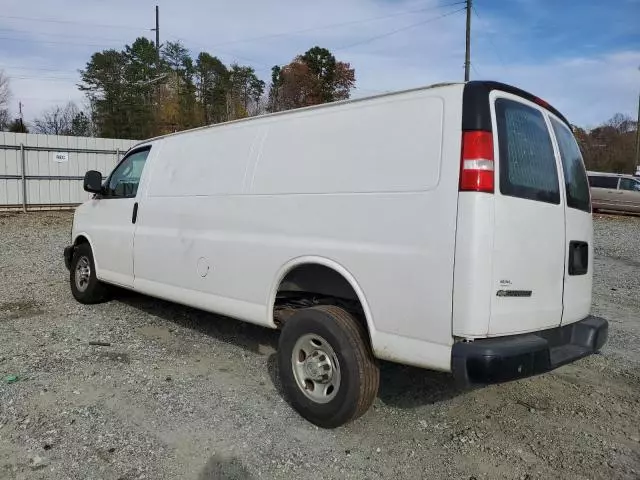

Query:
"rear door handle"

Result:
[[568, 241, 588, 275], [132, 202, 139, 224]]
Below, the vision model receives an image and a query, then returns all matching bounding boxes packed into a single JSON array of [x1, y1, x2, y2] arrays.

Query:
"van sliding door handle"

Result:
[[132, 202, 139, 224]]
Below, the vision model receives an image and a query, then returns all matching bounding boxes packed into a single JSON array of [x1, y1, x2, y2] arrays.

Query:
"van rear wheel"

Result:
[[70, 243, 109, 304], [277, 305, 379, 428]]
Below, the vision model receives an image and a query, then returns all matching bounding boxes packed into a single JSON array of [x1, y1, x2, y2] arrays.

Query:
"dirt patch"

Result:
[[0, 300, 44, 320]]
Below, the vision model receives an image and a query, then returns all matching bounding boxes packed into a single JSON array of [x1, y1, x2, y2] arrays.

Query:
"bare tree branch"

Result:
[[32, 102, 91, 136], [0, 70, 10, 130]]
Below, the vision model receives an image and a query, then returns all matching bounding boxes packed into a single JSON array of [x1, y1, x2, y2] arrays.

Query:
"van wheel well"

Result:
[[273, 264, 369, 339], [74, 235, 89, 247]]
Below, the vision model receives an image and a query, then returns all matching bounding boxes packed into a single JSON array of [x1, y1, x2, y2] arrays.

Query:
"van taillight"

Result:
[[460, 130, 494, 193]]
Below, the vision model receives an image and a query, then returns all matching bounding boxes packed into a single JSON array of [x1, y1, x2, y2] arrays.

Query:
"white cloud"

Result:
[[487, 51, 640, 127], [0, 0, 637, 128]]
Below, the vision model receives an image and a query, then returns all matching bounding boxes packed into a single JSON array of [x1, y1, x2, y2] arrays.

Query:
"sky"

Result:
[[0, 0, 638, 129]]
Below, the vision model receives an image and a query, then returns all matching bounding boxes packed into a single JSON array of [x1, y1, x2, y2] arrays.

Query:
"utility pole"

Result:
[[151, 5, 161, 134], [152, 5, 160, 68], [635, 91, 640, 174], [18, 101, 24, 132], [464, 0, 472, 82]]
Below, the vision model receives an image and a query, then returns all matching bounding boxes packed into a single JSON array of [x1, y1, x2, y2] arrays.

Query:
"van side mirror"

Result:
[[83, 170, 103, 194]]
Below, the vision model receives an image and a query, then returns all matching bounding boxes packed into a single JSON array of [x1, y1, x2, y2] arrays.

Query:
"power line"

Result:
[[9, 75, 79, 81], [180, 6, 466, 73], [335, 6, 466, 51], [0, 27, 140, 43], [2, 3, 466, 76], [169, 34, 274, 70], [471, 3, 507, 68], [0, 13, 144, 31], [202, 1, 466, 49], [2, 65, 80, 73], [0, 35, 135, 48], [5, 3, 469, 107]]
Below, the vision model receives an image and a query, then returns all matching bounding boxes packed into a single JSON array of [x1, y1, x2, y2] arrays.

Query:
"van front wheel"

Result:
[[277, 305, 379, 428], [70, 243, 109, 304]]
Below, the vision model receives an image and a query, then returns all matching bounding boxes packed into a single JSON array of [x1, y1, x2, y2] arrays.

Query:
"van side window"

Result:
[[588, 176, 619, 189], [619, 178, 640, 192], [495, 99, 560, 204], [551, 119, 591, 212], [105, 148, 151, 198]]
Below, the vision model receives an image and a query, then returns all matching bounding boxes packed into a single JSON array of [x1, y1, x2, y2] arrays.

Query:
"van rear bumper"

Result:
[[451, 316, 608, 386]]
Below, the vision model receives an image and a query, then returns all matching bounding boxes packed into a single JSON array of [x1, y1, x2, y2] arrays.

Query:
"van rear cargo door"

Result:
[[549, 118, 593, 325], [488, 94, 565, 336]]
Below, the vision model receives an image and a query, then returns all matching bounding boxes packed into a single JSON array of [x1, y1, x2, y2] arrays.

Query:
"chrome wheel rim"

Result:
[[75, 256, 91, 292], [291, 334, 341, 404]]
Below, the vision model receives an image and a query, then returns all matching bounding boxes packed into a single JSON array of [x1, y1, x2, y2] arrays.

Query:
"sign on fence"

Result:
[[52, 152, 69, 163]]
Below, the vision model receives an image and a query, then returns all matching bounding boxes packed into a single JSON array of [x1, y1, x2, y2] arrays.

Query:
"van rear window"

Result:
[[551, 119, 591, 212], [495, 98, 560, 205]]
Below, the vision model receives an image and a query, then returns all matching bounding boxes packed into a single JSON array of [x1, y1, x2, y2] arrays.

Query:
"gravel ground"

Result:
[[0, 211, 639, 480]]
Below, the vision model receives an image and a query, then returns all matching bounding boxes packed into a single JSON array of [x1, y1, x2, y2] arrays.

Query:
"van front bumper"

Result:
[[452, 316, 608, 386]]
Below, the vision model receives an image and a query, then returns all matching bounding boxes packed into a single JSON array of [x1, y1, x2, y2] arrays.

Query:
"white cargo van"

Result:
[[64, 81, 608, 428]]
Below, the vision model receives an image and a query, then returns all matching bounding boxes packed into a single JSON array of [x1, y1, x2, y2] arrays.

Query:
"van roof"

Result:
[[462, 81, 571, 132], [132, 81, 463, 148], [131, 80, 571, 149]]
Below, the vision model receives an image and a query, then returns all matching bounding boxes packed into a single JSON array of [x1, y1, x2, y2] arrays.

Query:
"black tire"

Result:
[[277, 305, 380, 428], [69, 243, 109, 304]]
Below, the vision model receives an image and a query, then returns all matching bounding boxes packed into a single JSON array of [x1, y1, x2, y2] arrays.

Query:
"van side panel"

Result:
[[133, 85, 464, 371], [251, 95, 443, 194], [147, 124, 264, 196]]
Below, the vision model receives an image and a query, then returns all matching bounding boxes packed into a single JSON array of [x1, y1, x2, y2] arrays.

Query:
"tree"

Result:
[[79, 38, 160, 139], [122, 38, 158, 138], [0, 108, 9, 131], [576, 113, 638, 174], [33, 104, 67, 135], [7, 118, 28, 133], [226, 64, 265, 120], [156, 41, 198, 133], [79, 49, 130, 138], [267, 66, 281, 113], [32, 102, 92, 136], [301, 46, 338, 103], [267, 46, 355, 112], [70, 111, 92, 137], [78, 37, 289, 136], [0, 70, 10, 131], [269, 59, 318, 111], [195, 52, 229, 124]]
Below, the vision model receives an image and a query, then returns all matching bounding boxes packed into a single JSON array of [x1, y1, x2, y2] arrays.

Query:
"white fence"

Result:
[[0, 132, 138, 211]]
